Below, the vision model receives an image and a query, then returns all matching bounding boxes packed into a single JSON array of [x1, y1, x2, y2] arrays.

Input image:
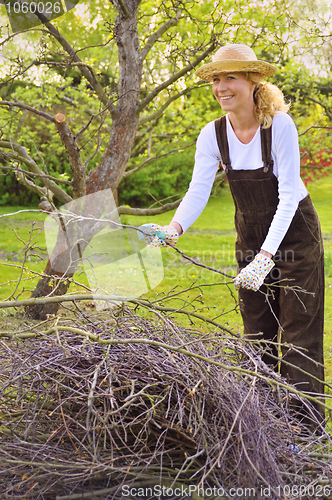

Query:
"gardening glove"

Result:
[[233, 253, 274, 292], [138, 223, 179, 247]]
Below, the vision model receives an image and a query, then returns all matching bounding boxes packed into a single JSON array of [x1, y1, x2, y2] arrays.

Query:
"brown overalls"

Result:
[[215, 116, 325, 425]]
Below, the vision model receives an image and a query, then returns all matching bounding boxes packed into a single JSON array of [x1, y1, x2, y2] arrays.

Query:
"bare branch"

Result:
[[0, 27, 48, 48], [56, 93, 113, 130], [54, 114, 85, 198], [58, 95, 77, 107], [15, 169, 53, 198], [119, 171, 226, 216], [0, 293, 236, 333], [74, 115, 95, 140], [307, 97, 332, 120], [74, 101, 112, 139], [166, 241, 234, 279], [215, 170, 226, 183], [139, 85, 206, 126], [13, 109, 27, 143], [36, 16, 109, 106], [34, 60, 99, 81], [298, 125, 332, 136], [0, 141, 72, 203], [74, 38, 114, 55], [117, 199, 182, 216], [123, 141, 196, 177], [83, 117, 105, 170], [112, 0, 129, 17], [136, 43, 216, 114], [0, 101, 55, 123], [140, 16, 180, 61], [117, 172, 226, 217], [0, 60, 36, 86], [0, 165, 72, 185], [147, 190, 187, 209]]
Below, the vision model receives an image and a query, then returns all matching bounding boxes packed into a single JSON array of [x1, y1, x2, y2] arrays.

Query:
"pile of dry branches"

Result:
[[0, 305, 331, 500]]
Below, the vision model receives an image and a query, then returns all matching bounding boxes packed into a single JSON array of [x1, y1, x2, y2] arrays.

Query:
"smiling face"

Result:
[[212, 72, 256, 115]]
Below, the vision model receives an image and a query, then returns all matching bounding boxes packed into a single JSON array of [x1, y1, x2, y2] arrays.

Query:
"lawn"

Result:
[[0, 175, 331, 403]]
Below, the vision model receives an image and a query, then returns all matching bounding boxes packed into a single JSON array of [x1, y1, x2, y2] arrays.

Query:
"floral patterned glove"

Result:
[[233, 253, 274, 292], [138, 223, 179, 247]]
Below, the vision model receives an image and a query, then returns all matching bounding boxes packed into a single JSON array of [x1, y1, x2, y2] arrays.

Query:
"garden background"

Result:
[[1, 0, 332, 496]]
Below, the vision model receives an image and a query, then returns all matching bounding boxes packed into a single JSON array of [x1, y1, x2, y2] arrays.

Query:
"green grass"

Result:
[[0, 179, 332, 400], [308, 177, 332, 394], [0, 206, 47, 302]]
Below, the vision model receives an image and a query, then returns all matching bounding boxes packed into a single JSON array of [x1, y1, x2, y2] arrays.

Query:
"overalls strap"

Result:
[[214, 116, 274, 173], [260, 122, 274, 173], [214, 116, 231, 171]]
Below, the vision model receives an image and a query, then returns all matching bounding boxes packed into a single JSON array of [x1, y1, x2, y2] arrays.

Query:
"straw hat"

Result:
[[195, 44, 277, 82]]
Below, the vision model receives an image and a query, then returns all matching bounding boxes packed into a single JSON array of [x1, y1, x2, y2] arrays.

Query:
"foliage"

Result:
[[0, 0, 332, 316], [0, 170, 39, 205], [0, 0, 331, 205], [300, 138, 332, 185], [119, 145, 196, 207]]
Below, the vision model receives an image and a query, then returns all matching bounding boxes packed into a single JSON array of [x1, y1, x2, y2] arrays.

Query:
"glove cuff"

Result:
[[164, 226, 179, 245]]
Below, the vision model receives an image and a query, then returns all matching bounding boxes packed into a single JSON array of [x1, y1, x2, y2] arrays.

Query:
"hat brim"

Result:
[[195, 60, 277, 82]]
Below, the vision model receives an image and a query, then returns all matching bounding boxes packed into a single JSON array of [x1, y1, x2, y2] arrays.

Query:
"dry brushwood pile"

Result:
[[0, 305, 331, 500]]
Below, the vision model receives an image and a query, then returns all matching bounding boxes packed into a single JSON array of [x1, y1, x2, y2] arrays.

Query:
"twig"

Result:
[[166, 242, 234, 279], [123, 141, 196, 177], [20, 327, 330, 410], [0, 307, 331, 497], [0, 101, 55, 122], [136, 43, 216, 113]]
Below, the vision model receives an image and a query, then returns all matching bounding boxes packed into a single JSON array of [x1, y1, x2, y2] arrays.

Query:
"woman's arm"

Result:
[[170, 121, 220, 234], [138, 122, 220, 247]]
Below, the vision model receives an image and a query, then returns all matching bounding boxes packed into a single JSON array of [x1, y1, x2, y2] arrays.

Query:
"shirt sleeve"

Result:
[[261, 113, 302, 255], [171, 122, 220, 233]]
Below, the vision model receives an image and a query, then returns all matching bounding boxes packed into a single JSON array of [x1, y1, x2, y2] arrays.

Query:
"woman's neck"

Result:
[[228, 106, 258, 131], [227, 111, 260, 144]]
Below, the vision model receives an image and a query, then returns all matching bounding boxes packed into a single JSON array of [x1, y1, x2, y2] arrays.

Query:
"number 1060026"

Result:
[[6, 2, 61, 14]]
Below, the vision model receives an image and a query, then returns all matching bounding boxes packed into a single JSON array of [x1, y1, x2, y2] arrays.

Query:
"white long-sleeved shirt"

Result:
[[172, 112, 307, 256]]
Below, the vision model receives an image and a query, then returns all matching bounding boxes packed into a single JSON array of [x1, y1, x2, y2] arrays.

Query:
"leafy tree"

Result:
[[0, 0, 331, 318]]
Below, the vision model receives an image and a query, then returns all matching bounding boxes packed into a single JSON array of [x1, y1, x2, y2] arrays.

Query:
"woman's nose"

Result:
[[217, 80, 227, 91]]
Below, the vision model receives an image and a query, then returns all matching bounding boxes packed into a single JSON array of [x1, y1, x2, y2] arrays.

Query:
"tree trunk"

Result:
[[26, 0, 142, 319]]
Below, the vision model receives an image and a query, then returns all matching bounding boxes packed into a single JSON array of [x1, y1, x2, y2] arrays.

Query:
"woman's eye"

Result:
[[213, 78, 220, 82]]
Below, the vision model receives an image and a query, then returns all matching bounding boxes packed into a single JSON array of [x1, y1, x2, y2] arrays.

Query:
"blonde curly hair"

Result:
[[247, 72, 290, 129]]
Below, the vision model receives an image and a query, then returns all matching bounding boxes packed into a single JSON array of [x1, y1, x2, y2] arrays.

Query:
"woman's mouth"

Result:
[[219, 95, 234, 101]]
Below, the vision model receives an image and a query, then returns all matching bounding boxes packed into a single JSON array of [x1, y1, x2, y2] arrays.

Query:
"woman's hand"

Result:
[[233, 253, 274, 291], [138, 223, 179, 247]]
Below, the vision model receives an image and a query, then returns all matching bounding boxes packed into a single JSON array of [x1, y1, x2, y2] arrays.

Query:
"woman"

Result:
[[140, 44, 325, 429]]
